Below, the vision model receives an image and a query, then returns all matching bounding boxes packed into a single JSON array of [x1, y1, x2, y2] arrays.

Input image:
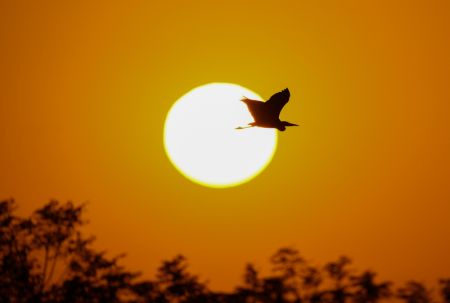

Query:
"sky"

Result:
[[1, 0, 449, 291]]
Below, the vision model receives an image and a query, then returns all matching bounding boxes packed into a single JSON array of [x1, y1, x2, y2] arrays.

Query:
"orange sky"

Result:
[[1, 0, 449, 291]]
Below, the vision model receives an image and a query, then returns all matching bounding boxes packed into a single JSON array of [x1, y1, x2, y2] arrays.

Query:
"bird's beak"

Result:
[[288, 123, 299, 126]]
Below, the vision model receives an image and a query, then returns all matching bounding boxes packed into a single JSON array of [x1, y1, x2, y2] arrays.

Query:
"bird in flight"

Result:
[[236, 88, 298, 131]]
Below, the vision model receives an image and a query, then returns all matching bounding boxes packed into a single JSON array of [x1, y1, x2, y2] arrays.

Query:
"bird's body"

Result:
[[237, 88, 298, 131]]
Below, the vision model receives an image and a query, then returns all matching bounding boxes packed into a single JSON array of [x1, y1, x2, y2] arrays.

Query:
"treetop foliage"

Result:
[[1, 199, 448, 303]]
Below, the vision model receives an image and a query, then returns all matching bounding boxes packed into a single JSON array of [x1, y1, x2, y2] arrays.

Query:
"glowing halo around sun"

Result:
[[164, 83, 277, 188]]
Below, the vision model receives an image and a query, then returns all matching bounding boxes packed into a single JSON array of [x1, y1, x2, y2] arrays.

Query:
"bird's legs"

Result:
[[235, 123, 255, 130]]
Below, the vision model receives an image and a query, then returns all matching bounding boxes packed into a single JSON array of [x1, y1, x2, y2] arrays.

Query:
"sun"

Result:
[[164, 83, 277, 188]]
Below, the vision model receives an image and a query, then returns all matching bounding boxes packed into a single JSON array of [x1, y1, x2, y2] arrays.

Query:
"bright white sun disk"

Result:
[[164, 83, 277, 188]]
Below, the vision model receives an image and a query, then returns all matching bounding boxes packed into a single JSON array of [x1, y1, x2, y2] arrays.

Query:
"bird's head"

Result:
[[277, 121, 298, 131], [277, 125, 286, 131]]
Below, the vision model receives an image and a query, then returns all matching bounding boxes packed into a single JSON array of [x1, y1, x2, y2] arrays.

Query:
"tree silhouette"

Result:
[[1, 199, 449, 303], [0, 199, 139, 303], [350, 270, 391, 303], [236, 263, 263, 303], [301, 266, 323, 303], [270, 247, 305, 302], [323, 256, 353, 303], [397, 281, 433, 303], [439, 279, 450, 303], [155, 255, 208, 303], [0, 199, 38, 302]]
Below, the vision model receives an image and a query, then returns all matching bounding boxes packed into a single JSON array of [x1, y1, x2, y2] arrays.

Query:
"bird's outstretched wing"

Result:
[[241, 97, 267, 122], [265, 88, 290, 118]]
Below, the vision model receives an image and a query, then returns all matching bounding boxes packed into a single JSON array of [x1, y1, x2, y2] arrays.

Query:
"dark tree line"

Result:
[[0, 199, 448, 303]]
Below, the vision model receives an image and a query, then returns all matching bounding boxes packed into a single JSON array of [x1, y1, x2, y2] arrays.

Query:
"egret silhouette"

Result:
[[236, 88, 298, 131]]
